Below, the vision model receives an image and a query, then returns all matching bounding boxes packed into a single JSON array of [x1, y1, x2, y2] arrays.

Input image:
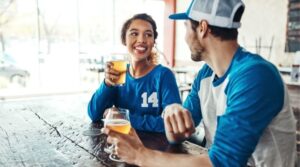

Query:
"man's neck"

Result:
[[205, 40, 239, 78]]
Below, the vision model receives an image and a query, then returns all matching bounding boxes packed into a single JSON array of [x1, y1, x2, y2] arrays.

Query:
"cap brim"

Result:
[[169, 13, 189, 20]]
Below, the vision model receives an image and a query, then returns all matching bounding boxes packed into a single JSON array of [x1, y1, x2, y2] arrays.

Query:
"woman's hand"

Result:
[[104, 62, 121, 87]]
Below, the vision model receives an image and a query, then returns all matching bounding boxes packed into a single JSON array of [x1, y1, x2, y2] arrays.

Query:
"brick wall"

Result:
[[287, 84, 300, 166]]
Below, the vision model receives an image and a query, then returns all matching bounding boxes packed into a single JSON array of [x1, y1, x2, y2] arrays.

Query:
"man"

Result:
[[104, 0, 297, 166]]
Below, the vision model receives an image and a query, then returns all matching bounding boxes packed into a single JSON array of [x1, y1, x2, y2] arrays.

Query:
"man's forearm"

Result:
[[136, 147, 213, 167]]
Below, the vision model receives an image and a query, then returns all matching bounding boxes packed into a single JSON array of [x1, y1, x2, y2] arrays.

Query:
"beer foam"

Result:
[[104, 119, 130, 126]]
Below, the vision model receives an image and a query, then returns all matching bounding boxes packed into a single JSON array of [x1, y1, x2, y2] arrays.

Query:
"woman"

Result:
[[88, 13, 181, 133]]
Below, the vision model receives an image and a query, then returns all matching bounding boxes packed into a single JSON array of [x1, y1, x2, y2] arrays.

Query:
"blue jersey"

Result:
[[184, 47, 296, 167], [88, 64, 181, 133]]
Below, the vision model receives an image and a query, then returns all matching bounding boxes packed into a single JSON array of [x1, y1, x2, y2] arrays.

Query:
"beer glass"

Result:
[[110, 60, 127, 85], [103, 107, 130, 162]]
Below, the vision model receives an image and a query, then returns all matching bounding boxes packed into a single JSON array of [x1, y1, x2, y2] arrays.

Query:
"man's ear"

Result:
[[197, 20, 209, 38]]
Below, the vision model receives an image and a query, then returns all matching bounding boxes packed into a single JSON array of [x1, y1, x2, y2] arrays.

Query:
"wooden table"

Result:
[[0, 93, 206, 167]]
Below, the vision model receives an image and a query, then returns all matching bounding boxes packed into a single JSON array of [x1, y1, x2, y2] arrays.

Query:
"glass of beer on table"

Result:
[[110, 60, 128, 85], [103, 107, 130, 162]]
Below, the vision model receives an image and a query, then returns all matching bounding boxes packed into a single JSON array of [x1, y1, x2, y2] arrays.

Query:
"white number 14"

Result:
[[141, 92, 158, 107]]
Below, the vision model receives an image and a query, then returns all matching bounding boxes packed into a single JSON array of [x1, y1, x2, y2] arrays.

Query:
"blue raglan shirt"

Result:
[[184, 47, 286, 166], [88, 64, 181, 133]]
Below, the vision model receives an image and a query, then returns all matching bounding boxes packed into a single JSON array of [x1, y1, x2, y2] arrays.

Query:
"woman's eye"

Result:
[[130, 32, 138, 36], [145, 33, 153, 38]]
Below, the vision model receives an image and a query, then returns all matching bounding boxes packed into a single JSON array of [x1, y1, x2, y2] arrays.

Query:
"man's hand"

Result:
[[163, 104, 195, 143], [103, 125, 212, 167], [103, 127, 146, 165]]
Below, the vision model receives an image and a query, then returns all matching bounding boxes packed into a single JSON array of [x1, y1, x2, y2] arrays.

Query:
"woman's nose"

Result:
[[137, 34, 146, 43]]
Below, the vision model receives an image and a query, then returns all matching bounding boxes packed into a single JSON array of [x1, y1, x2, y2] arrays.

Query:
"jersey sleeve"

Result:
[[183, 69, 205, 126], [160, 68, 182, 109], [87, 81, 117, 122], [208, 63, 284, 167]]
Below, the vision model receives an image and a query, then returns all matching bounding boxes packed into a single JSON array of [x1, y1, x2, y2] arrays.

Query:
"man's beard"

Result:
[[191, 51, 203, 62], [190, 40, 204, 62]]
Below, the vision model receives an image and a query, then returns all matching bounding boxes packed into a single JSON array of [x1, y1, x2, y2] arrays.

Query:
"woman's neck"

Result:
[[130, 59, 156, 78]]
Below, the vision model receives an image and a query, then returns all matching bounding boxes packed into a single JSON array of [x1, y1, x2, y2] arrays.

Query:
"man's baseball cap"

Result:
[[169, 0, 245, 29]]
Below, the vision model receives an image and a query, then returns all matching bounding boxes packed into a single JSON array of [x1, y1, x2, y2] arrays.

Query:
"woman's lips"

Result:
[[134, 46, 147, 54]]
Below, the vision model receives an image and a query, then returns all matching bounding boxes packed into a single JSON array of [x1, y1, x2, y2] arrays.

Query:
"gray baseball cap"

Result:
[[169, 0, 245, 29]]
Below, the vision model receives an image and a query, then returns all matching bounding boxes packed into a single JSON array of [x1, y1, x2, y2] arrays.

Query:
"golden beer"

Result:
[[111, 60, 127, 85], [106, 119, 131, 134]]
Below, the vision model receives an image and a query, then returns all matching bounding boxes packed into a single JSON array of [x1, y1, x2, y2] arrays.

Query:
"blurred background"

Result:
[[0, 0, 299, 98], [0, 0, 166, 95]]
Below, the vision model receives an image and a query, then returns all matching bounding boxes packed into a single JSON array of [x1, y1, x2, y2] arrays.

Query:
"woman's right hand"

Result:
[[104, 62, 121, 87]]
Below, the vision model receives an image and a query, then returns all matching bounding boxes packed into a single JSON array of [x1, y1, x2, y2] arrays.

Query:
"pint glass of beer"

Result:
[[110, 60, 127, 85], [103, 107, 130, 162], [105, 108, 130, 134]]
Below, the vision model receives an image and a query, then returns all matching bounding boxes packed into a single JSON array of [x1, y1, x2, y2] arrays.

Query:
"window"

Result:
[[0, 0, 166, 94]]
